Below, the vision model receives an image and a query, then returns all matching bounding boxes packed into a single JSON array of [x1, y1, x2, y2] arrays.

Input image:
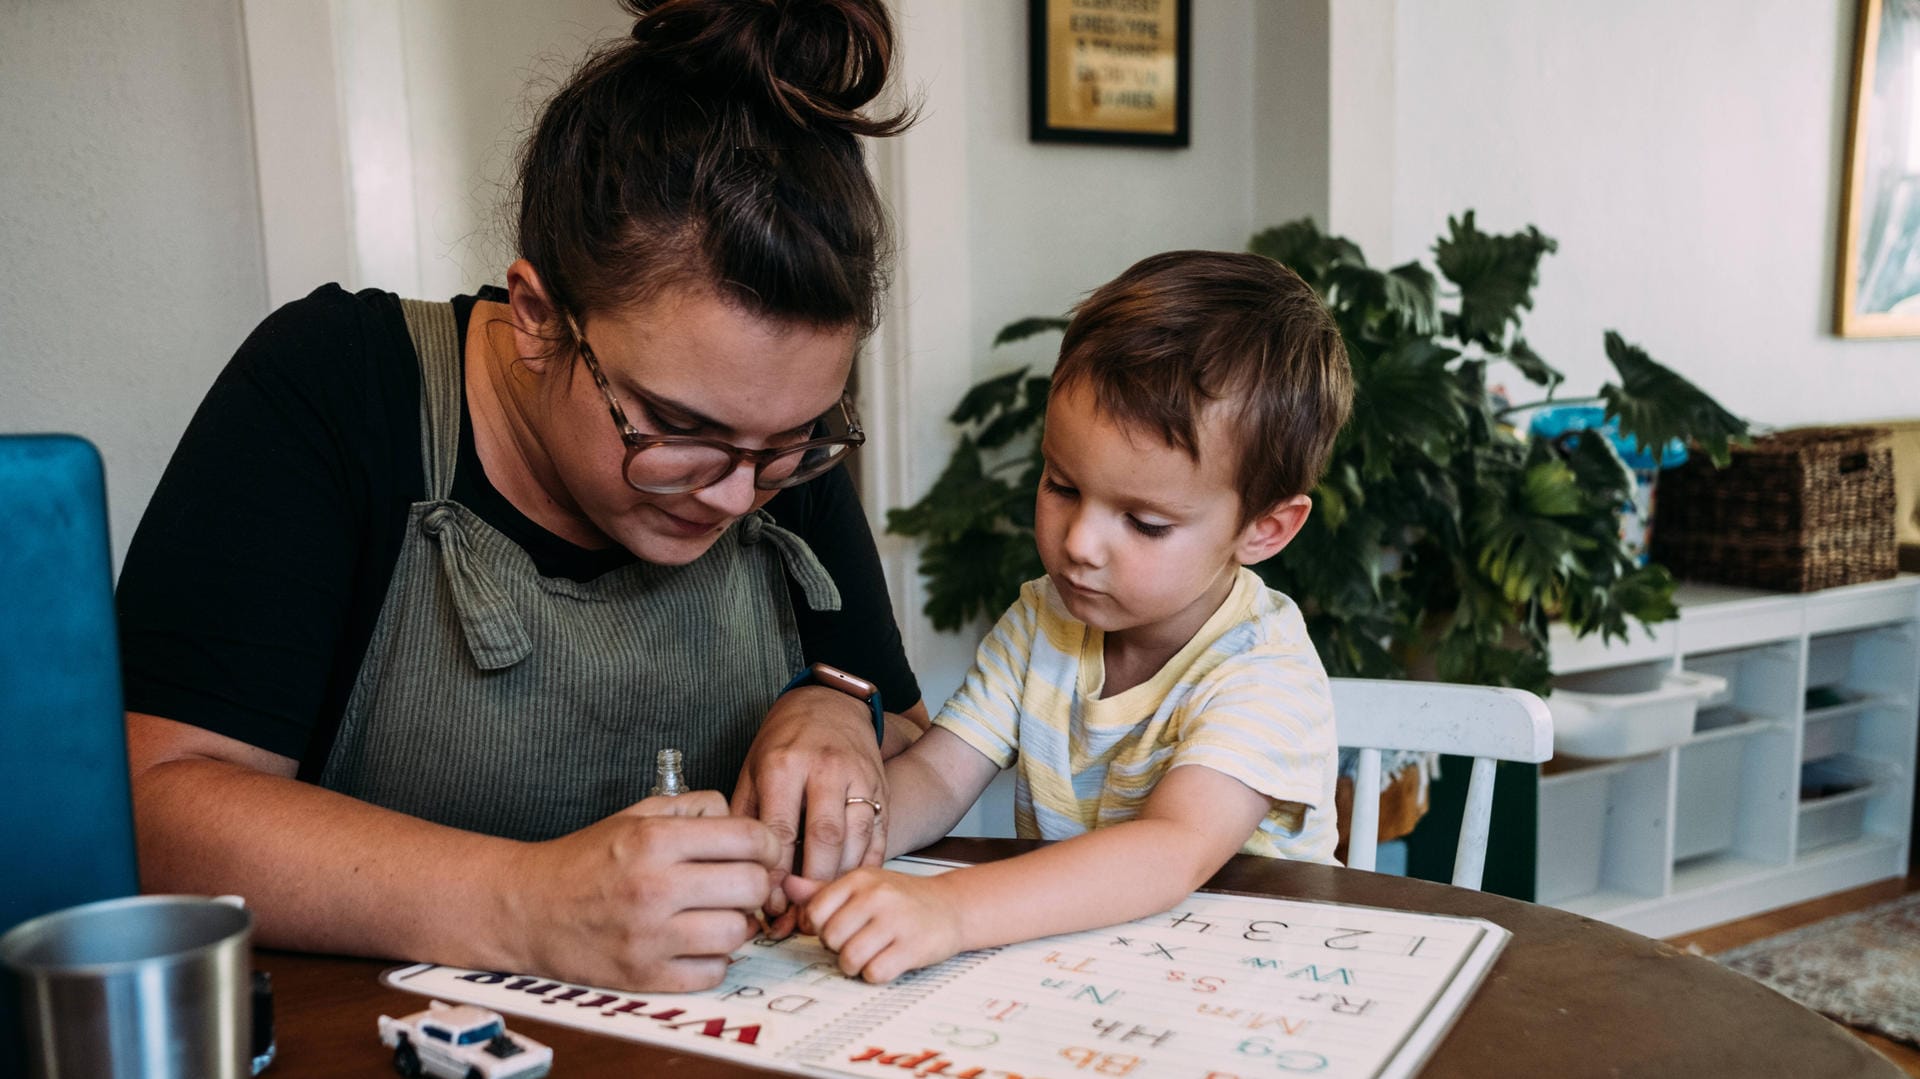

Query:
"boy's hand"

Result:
[[787, 868, 964, 983]]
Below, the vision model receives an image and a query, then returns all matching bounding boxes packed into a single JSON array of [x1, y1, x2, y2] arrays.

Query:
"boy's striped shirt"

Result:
[[935, 567, 1340, 863]]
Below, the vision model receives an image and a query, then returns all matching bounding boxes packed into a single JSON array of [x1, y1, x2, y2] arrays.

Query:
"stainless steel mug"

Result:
[[0, 894, 253, 1078]]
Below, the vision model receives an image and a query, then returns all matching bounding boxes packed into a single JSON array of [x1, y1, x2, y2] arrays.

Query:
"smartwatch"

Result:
[[782, 662, 885, 746]]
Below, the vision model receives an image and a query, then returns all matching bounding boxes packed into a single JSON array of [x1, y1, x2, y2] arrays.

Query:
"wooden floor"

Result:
[[1664, 870, 1920, 1076]]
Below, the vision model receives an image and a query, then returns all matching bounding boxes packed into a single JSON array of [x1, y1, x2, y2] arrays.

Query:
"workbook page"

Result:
[[385, 858, 1507, 1079]]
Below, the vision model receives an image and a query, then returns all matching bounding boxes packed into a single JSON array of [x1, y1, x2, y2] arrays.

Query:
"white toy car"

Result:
[[377, 1000, 553, 1079]]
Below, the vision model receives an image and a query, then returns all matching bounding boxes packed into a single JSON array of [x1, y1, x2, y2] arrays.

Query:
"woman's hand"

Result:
[[504, 791, 782, 992], [785, 868, 964, 983], [732, 685, 890, 889]]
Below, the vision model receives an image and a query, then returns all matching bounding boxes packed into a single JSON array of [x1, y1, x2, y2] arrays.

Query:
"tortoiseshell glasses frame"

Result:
[[570, 322, 865, 495]]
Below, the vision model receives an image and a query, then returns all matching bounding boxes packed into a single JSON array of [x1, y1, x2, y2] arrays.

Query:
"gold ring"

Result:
[[846, 796, 883, 821]]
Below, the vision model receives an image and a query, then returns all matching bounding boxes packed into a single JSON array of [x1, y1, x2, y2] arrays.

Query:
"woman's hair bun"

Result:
[[617, 0, 911, 137]]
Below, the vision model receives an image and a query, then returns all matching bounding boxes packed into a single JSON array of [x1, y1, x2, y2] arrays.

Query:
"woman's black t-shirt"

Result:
[[116, 284, 920, 773]]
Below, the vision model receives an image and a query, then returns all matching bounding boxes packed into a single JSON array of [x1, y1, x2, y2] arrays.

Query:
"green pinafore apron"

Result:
[[317, 299, 841, 841]]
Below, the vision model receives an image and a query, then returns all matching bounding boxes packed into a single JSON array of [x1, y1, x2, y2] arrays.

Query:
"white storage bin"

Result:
[[1797, 758, 1875, 853], [1674, 738, 1745, 860], [1549, 667, 1727, 759], [1692, 706, 1747, 734], [1682, 653, 1741, 709], [1537, 768, 1610, 903]]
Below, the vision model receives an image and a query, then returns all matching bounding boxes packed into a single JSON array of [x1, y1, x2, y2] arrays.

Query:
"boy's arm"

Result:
[[880, 726, 1004, 857], [924, 763, 1267, 942], [799, 764, 1270, 982], [862, 580, 1042, 861], [880, 700, 934, 759]]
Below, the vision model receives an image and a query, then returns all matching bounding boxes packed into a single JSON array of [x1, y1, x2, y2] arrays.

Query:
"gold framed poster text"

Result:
[[1029, 0, 1191, 147]]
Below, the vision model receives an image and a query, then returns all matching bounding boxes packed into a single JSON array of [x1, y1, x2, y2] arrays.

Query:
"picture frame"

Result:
[[1836, 0, 1920, 336], [1029, 0, 1191, 148]]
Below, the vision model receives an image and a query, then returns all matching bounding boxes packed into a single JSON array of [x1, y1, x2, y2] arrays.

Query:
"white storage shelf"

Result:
[[1536, 576, 1919, 938]]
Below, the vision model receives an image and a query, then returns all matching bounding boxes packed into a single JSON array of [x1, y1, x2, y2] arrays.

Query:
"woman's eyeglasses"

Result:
[[571, 323, 865, 495]]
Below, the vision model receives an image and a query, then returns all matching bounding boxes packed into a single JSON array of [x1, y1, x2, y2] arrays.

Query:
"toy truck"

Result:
[[377, 1000, 553, 1079]]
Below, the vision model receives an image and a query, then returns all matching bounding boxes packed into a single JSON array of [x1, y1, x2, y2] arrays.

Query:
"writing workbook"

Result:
[[384, 858, 1507, 1079]]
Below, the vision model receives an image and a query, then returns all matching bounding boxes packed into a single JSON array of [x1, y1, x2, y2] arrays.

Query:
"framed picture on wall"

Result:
[[1029, 0, 1191, 147], [1837, 0, 1920, 336]]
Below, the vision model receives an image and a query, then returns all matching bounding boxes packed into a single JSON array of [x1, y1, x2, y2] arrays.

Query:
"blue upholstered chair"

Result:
[[0, 434, 139, 933]]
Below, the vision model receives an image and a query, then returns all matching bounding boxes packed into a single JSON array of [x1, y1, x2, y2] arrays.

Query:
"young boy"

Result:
[[788, 250, 1354, 983]]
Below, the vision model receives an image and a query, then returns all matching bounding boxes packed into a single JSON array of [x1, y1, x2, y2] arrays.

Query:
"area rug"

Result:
[[1715, 891, 1920, 1047]]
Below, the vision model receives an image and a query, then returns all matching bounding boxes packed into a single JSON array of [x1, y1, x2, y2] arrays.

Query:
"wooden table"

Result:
[[256, 837, 1901, 1078]]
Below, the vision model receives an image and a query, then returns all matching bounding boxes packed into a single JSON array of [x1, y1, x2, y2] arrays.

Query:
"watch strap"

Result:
[[781, 666, 885, 746]]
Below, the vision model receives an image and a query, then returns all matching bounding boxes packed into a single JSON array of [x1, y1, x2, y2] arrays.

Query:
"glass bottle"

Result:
[[651, 748, 688, 798]]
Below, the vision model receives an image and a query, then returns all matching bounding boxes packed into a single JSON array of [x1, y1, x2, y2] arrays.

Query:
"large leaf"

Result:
[[1451, 358, 1498, 448], [1310, 461, 1366, 532], [885, 435, 1028, 544], [949, 368, 1027, 426], [975, 382, 1048, 450], [1385, 262, 1441, 336], [1598, 332, 1749, 466], [1325, 261, 1441, 342], [1557, 429, 1633, 512], [1435, 629, 1553, 693], [1467, 444, 1599, 606], [992, 317, 1070, 347], [1610, 563, 1679, 625], [1433, 211, 1558, 350], [1311, 617, 1405, 680], [1395, 462, 1465, 549], [1504, 338, 1563, 391], [1558, 562, 1677, 643], [1444, 553, 1517, 638], [1249, 218, 1366, 289], [1261, 508, 1391, 631], [1521, 456, 1588, 518], [1345, 338, 1467, 479], [916, 528, 1039, 630]]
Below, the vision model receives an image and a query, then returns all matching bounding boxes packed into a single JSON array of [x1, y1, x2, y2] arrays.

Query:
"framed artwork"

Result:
[[1029, 0, 1191, 147], [1837, 0, 1920, 336]]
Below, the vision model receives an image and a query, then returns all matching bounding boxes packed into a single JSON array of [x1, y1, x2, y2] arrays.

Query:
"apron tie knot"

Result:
[[739, 510, 842, 613], [420, 503, 534, 670]]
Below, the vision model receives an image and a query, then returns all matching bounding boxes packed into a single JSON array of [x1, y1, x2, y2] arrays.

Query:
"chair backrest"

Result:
[[1333, 677, 1552, 890], [0, 434, 139, 934]]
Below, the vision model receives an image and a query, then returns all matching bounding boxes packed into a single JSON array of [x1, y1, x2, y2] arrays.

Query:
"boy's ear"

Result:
[[504, 258, 565, 374], [1235, 494, 1313, 565]]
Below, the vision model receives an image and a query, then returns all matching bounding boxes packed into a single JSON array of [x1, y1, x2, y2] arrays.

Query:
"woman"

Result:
[[116, 0, 924, 992]]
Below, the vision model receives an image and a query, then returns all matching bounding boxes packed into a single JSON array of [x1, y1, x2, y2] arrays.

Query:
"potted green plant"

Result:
[[885, 213, 1749, 695]]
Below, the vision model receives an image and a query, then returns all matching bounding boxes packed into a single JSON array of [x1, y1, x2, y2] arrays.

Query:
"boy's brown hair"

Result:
[[1051, 250, 1354, 522]]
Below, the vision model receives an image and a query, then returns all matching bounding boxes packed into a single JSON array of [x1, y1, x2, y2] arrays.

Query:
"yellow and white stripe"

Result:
[[935, 567, 1339, 863]]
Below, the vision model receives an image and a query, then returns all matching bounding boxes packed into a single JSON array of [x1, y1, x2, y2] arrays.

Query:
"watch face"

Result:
[[811, 662, 877, 700]]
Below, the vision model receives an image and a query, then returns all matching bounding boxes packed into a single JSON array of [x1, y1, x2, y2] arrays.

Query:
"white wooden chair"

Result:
[[1334, 678, 1553, 891]]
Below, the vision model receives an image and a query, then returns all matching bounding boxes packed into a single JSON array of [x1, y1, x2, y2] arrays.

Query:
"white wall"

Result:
[[245, 0, 626, 308], [1253, 1, 1331, 233], [394, 2, 628, 298], [0, 0, 267, 567], [1391, 0, 1920, 427]]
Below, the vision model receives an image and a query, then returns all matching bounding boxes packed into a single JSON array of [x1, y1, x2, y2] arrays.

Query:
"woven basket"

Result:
[[1650, 428, 1898, 592]]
